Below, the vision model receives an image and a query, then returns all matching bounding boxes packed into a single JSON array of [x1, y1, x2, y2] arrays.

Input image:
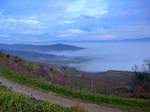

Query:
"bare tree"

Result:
[[132, 59, 150, 98], [144, 59, 150, 73]]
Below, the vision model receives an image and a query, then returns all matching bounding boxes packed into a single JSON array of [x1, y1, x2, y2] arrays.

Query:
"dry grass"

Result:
[[71, 102, 88, 112]]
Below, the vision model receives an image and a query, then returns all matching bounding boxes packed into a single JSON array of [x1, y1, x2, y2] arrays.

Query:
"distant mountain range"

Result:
[[122, 37, 150, 42], [0, 43, 86, 65], [0, 43, 84, 52], [0, 49, 87, 64], [56, 37, 150, 43]]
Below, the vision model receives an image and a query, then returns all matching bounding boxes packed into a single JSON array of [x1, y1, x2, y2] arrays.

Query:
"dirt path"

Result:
[[0, 76, 123, 112]]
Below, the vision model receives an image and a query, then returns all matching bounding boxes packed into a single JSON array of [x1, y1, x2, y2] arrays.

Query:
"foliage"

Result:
[[132, 59, 150, 81], [132, 59, 150, 94], [24, 62, 40, 70], [0, 66, 150, 112], [14, 56, 23, 63], [0, 85, 72, 112], [0, 51, 5, 57]]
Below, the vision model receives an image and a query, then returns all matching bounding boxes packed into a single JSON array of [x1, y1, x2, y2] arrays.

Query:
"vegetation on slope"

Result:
[[132, 59, 150, 98], [0, 66, 150, 112], [0, 85, 72, 112], [0, 51, 144, 98]]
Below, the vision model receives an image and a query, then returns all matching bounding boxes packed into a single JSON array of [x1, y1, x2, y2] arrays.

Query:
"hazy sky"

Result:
[[0, 0, 150, 43]]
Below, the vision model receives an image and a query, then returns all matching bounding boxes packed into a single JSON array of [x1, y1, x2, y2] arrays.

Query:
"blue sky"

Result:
[[0, 0, 150, 43]]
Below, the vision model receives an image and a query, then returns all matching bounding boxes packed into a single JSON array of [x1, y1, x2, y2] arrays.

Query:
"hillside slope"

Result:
[[0, 52, 150, 112], [0, 51, 149, 98], [0, 51, 135, 97], [0, 84, 72, 112], [0, 77, 123, 112]]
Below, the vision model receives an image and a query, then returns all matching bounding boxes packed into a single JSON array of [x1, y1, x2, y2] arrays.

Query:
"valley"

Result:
[[0, 51, 150, 112]]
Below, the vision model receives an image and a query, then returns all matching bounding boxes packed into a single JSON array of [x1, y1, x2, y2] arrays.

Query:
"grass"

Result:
[[24, 61, 40, 70], [0, 66, 150, 112], [0, 52, 6, 58], [0, 85, 73, 112]]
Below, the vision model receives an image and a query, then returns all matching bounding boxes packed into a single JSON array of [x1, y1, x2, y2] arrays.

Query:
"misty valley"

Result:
[[0, 41, 150, 72], [0, 1, 150, 111]]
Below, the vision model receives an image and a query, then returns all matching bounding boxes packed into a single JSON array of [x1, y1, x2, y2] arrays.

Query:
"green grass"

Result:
[[0, 85, 72, 112], [0, 52, 6, 58], [24, 61, 40, 69], [0, 66, 150, 112]]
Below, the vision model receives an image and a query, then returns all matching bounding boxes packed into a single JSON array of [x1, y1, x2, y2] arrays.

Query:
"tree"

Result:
[[144, 59, 150, 73], [132, 59, 150, 98], [132, 59, 150, 81]]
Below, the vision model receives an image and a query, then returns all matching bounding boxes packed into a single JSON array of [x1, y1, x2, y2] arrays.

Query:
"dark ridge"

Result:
[[0, 43, 85, 52]]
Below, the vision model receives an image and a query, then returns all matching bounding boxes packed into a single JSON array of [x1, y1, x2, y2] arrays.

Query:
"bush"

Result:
[[132, 59, 150, 98], [0, 85, 72, 112], [0, 66, 150, 112], [14, 56, 23, 63], [132, 59, 150, 81], [0, 51, 5, 57]]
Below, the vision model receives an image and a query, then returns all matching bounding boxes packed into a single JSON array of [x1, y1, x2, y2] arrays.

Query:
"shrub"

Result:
[[0, 51, 5, 57], [132, 59, 150, 81], [14, 56, 23, 63], [0, 66, 150, 111], [0, 85, 72, 112]]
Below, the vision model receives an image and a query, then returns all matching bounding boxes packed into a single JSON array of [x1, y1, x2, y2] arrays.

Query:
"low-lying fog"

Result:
[[49, 42, 150, 72]]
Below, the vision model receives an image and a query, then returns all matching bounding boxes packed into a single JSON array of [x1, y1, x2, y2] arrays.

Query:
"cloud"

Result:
[[0, 11, 2, 16], [62, 29, 86, 34], [1, 18, 40, 25], [0, 34, 10, 38], [0, 0, 150, 43], [0, 15, 46, 35], [65, 0, 108, 18], [58, 28, 87, 38], [60, 20, 75, 24], [58, 33, 72, 38]]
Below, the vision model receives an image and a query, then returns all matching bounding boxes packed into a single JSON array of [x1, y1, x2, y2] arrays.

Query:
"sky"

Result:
[[0, 0, 150, 43]]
